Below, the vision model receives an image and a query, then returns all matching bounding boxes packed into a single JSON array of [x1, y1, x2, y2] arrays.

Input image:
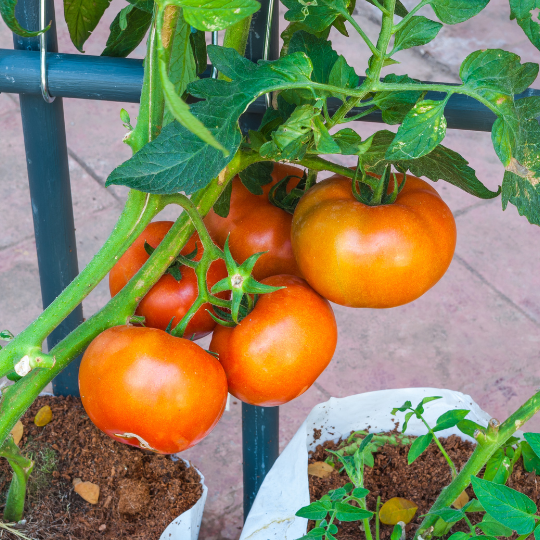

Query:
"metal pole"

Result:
[[13, 0, 83, 396], [241, 0, 280, 520]]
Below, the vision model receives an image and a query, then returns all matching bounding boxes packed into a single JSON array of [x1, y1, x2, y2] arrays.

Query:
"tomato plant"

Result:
[[292, 173, 456, 308], [109, 221, 228, 338], [204, 162, 303, 280], [210, 275, 338, 406], [2, 0, 540, 525], [79, 326, 228, 454]]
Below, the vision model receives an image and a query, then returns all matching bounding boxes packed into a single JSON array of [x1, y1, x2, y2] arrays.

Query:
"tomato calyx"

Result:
[[210, 237, 284, 325], [144, 241, 198, 282], [352, 163, 406, 206], [268, 169, 317, 214]]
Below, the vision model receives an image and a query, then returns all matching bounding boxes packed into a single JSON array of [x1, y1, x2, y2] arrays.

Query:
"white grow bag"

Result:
[[240, 388, 494, 540], [160, 458, 208, 540]]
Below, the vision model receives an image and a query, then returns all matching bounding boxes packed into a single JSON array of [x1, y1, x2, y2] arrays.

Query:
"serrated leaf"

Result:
[[408, 433, 433, 464], [178, 0, 260, 31], [64, 0, 113, 52], [379, 497, 418, 525], [289, 31, 339, 84], [331, 129, 372, 155], [373, 74, 423, 125], [510, 0, 540, 51], [282, 0, 348, 33], [433, 409, 470, 432], [363, 130, 499, 199], [431, 0, 489, 24], [429, 507, 465, 523], [163, 15, 198, 127], [238, 162, 274, 195], [313, 115, 342, 153], [516, 96, 540, 120], [127, 0, 154, 12], [457, 419, 485, 438], [102, 5, 151, 57], [296, 501, 329, 520], [484, 449, 511, 485], [392, 16, 442, 54], [477, 514, 514, 537], [328, 55, 359, 89], [471, 475, 537, 534], [386, 100, 447, 160], [335, 502, 373, 522], [106, 48, 313, 194]]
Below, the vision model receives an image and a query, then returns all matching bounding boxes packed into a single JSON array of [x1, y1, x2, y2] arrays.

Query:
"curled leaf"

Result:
[[73, 478, 100, 504], [34, 405, 53, 427], [11, 421, 23, 446], [308, 461, 335, 478], [379, 497, 418, 525]]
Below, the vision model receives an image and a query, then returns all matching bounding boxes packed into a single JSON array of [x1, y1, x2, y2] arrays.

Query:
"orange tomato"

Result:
[[109, 221, 228, 339], [204, 163, 303, 280], [210, 275, 337, 406], [291, 173, 456, 308], [79, 326, 228, 454]]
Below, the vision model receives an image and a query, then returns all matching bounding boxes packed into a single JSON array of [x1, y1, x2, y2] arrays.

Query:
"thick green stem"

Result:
[[0, 150, 258, 448], [0, 437, 34, 523], [416, 391, 540, 538], [222, 15, 253, 56], [0, 190, 161, 378]]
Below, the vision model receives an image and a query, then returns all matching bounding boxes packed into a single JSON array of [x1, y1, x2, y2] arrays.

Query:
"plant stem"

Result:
[[376, 496, 381, 540], [0, 150, 258, 448], [0, 437, 34, 523], [341, 11, 379, 56], [0, 190, 161, 378], [392, 0, 431, 33], [416, 391, 540, 538], [222, 14, 253, 56], [418, 417, 458, 479]]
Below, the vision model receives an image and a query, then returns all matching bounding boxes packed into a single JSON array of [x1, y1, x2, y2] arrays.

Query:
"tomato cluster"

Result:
[[79, 163, 456, 454]]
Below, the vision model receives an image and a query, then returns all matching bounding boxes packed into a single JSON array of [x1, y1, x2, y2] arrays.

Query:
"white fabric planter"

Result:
[[160, 458, 208, 540], [240, 387, 494, 540]]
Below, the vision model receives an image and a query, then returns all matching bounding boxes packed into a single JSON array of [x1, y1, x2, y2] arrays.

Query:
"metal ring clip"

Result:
[[40, 0, 55, 103], [211, 31, 219, 79], [262, 0, 275, 108]]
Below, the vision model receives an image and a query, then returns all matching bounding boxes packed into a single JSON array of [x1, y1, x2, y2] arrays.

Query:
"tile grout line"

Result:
[[313, 381, 332, 399], [66, 148, 123, 204], [454, 253, 540, 328], [0, 234, 36, 252], [454, 199, 496, 218]]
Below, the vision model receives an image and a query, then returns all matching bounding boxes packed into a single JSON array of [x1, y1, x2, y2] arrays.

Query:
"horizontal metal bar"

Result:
[[2, 48, 539, 132]]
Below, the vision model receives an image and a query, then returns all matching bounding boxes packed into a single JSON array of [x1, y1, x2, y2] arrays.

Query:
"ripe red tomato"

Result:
[[79, 326, 228, 454], [204, 163, 303, 281], [291, 173, 457, 308], [209, 275, 337, 406], [109, 221, 228, 339]]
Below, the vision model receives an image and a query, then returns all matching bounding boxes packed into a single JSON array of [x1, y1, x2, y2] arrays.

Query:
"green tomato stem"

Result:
[[342, 11, 379, 57], [416, 391, 540, 538], [418, 415, 458, 479], [392, 0, 431, 34], [0, 437, 34, 523]]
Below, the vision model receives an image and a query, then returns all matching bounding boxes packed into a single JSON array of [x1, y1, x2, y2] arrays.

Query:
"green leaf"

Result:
[[329, 55, 359, 90], [433, 409, 470, 432], [463, 499, 484, 512], [521, 440, 540, 473], [502, 169, 540, 226], [239, 162, 274, 195], [386, 100, 447, 160], [430, 0, 489, 24], [363, 130, 499, 199], [0, 0, 47, 36], [312, 115, 342, 153], [516, 96, 540, 120], [353, 487, 369, 499], [408, 433, 433, 464], [163, 15, 199, 127], [190, 29, 208, 75], [524, 433, 540, 459], [282, 0, 348, 33], [106, 48, 313, 194], [471, 475, 537, 534], [484, 449, 511, 484], [296, 501, 329, 520], [457, 419, 485, 438], [390, 523, 404, 540], [391, 401, 412, 414], [477, 514, 514, 537], [447, 533, 470, 540], [64, 0, 113, 52], [335, 502, 373, 522], [392, 16, 442, 54], [127, 0, 154, 12], [213, 181, 233, 218], [178, 0, 260, 31], [535, 524, 540, 540], [306, 527, 325, 538], [373, 74, 423, 125], [429, 507, 465, 523], [102, 6, 152, 58], [509, 0, 540, 51], [402, 411, 415, 433]]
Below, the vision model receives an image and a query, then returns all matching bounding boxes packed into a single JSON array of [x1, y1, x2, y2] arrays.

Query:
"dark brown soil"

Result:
[[0, 396, 202, 539], [308, 432, 540, 540]]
